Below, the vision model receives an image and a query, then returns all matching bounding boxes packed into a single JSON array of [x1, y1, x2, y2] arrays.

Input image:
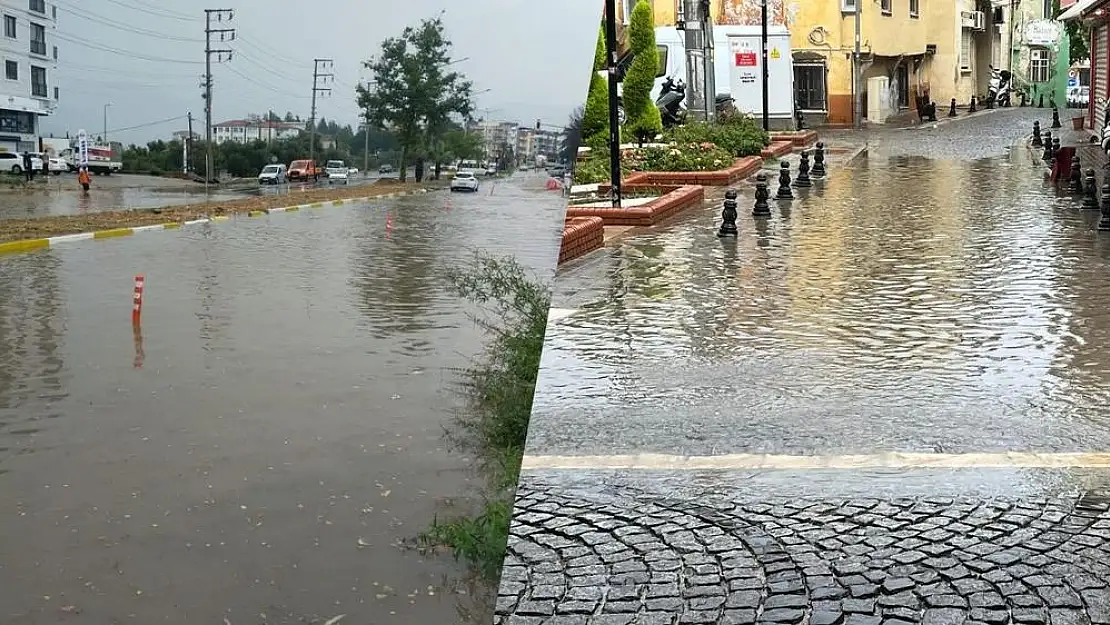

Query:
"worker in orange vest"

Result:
[[78, 166, 91, 193]]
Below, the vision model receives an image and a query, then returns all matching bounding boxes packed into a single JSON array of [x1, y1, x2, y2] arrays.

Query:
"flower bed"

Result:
[[565, 184, 705, 227], [560, 216, 606, 264], [769, 129, 819, 148], [623, 156, 763, 186]]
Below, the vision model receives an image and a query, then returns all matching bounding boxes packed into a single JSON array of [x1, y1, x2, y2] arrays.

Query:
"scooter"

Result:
[[657, 76, 687, 128], [985, 66, 1013, 109]]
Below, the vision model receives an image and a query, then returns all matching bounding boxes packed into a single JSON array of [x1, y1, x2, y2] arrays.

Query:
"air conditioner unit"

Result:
[[961, 10, 986, 30]]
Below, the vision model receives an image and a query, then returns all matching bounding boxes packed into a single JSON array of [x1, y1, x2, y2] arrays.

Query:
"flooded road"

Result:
[[0, 172, 563, 624], [0, 172, 400, 220]]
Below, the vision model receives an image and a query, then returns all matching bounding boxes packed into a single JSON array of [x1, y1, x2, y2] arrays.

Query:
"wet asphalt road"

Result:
[[0, 171, 403, 220], [496, 109, 1110, 624], [0, 172, 563, 624]]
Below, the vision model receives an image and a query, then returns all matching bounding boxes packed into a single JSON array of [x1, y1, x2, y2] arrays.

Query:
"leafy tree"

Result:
[[357, 17, 472, 182], [284, 111, 295, 122], [623, 0, 662, 145], [582, 24, 611, 142], [443, 128, 484, 163], [1054, 0, 1088, 61], [563, 105, 584, 164]]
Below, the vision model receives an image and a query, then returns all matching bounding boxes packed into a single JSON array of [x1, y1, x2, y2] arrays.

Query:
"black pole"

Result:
[[605, 0, 622, 207], [761, 0, 769, 131]]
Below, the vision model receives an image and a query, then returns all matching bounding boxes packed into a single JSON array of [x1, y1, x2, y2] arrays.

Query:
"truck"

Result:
[[40, 137, 122, 174]]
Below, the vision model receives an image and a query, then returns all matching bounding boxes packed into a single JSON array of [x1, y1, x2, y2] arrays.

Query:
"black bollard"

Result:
[[1038, 94, 1045, 108], [969, 97, 977, 113], [1020, 91, 1028, 107], [812, 142, 827, 178], [1042, 131, 1053, 161], [794, 151, 812, 188], [1052, 108, 1062, 129], [1032, 121, 1042, 147], [1052, 137, 1061, 163], [1100, 182, 1110, 230], [1071, 154, 1084, 194], [948, 98, 957, 118], [718, 189, 739, 237], [1084, 169, 1100, 209], [753, 173, 771, 217], [776, 161, 793, 200], [795, 108, 807, 131]]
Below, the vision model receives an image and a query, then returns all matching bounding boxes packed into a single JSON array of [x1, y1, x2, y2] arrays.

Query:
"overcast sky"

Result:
[[42, 0, 598, 144]]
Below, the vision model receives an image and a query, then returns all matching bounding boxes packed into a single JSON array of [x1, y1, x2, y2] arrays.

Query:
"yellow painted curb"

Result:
[[163, 222, 182, 229], [310, 202, 323, 208], [93, 228, 134, 239], [285, 206, 299, 211], [211, 215, 230, 222], [332, 200, 344, 206], [0, 238, 49, 254], [248, 210, 267, 217]]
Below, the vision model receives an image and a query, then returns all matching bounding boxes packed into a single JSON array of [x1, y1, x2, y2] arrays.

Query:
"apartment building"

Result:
[[646, 0, 1040, 125], [0, 0, 57, 153], [211, 118, 304, 144], [471, 119, 520, 162]]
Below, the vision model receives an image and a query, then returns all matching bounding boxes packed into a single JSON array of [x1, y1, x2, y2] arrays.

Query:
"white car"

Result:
[[326, 160, 349, 183], [0, 152, 42, 174], [258, 163, 287, 184], [484, 165, 497, 176], [47, 156, 68, 174], [450, 171, 480, 192]]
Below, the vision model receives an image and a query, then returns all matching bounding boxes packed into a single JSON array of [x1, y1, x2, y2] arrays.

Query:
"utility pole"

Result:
[[309, 58, 334, 167], [761, 0, 769, 130], [853, 0, 863, 130], [604, 0, 621, 207], [363, 114, 370, 174], [185, 111, 193, 174], [203, 8, 235, 191]]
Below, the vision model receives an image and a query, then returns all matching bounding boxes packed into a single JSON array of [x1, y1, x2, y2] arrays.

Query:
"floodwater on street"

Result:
[[0, 172, 396, 220], [0, 172, 563, 623], [535, 109, 1110, 489]]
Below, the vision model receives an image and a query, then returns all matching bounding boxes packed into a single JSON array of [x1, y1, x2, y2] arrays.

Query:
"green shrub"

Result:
[[582, 71, 610, 143], [633, 143, 735, 171], [664, 116, 769, 157], [622, 0, 662, 144], [573, 147, 613, 184]]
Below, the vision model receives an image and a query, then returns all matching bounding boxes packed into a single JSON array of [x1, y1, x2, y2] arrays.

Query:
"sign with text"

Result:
[[77, 130, 88, 167], [735, 51, 757, 67]]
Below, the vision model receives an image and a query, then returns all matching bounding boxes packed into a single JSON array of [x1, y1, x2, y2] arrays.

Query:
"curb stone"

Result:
[[0, 188, 430, 256]]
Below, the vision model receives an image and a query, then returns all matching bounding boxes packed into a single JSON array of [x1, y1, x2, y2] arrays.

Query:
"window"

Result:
[[4, 60, 15, 80], [842, 0, 856, 11], [881, 0, 892, 14], [30, 65, 46, 97], [29, 0, 45, 13], [1029, 47, 1050, 83], [794, 63, 828, 111], [4, 15, 15, 38], [656, 44, 668, 78], [0, 109, 34, 134], [960, 30, 973, 72], [52, 45, 56, 60], [910, 0, 919, 17], [1044, 0, 1053, 18], [29, 23, 45, 55], [53, 85, 57, 100]]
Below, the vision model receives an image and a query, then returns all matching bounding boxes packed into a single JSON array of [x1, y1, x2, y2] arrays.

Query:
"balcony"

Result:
[[30, 39, 46, 56]]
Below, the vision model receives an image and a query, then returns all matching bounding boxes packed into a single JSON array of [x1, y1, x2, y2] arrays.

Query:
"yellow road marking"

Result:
[[0, 238, 49, 254], [162, 222, 182, 229], [92, 228, 133, 239], [521, 452, 1110, 471]]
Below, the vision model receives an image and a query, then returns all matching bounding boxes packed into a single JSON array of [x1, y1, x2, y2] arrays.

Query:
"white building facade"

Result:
[[211, 118, 304, 144], [0, 0, 57, 153]]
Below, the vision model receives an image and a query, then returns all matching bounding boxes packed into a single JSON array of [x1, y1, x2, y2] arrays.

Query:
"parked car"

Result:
[[450, 170, 480, 192], [1067, 85, 1090, 109], [0, 152, 43, 174], [549, 165, 566, 178], [288, 159, 320, 182], [46, 156, 68, 174], [258, 163, 287, 184], [348, 167, 359, 177], [484, 165, 497, 176], [325, 160, 349, 183], [378, 163, 394, 174]]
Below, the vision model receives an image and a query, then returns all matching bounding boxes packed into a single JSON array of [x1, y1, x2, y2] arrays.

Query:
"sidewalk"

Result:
[[496, 108, 1110, 625]]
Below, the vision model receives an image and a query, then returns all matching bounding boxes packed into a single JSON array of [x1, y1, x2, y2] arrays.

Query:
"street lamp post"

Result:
[[604, 0, 621, 207], [761, 0, 769, 131], [103, 103, 111, 143]]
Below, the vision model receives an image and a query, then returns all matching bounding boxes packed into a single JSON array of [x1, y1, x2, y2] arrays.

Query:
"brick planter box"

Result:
[[614, 156, 762, 187], [566, 184, 705, 227], [560, 216, 605, 264], [769, 130, 819, 148], [760, 141, 794, 159]]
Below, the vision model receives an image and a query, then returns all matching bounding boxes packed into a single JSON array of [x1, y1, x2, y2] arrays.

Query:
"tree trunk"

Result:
[[433, 160, 442, 180], [414, 159, 424, 182], [398, 146, 408, 182]]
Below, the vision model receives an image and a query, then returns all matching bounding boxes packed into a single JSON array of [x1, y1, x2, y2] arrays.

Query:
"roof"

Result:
[[212, 119, 304, 130], [1059, 0, 1104, 21]]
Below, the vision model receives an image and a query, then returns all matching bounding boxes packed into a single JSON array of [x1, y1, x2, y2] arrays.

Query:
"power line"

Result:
[[236, 35, 308, 68], [220, 63, 308, 101], [52, 31, 201, 64], [94, 0, 199, 21], [232, 49, 299, 85], [105, 114, 190, 135], [63, 62, 198, 79], [53, 3, 203, 42]]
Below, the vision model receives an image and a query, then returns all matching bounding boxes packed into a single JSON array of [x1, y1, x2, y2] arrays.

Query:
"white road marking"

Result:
[[521, 452, 1110, 471]]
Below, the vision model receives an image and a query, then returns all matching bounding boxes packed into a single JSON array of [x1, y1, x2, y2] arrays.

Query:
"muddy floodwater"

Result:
[[0, 173, 562, 624]]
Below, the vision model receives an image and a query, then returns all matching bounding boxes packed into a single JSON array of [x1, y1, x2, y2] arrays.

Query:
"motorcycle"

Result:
[[985, 66, 1013, 109], [656, 76, 739, 127]]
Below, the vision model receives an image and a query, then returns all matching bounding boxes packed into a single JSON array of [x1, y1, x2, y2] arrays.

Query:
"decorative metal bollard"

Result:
[[1100, 183, 1110, 231], [1071, 155, 1084, 194], [969, 97, 977, 114], [1020, 91, 1028, 108], [795, 107, 807, 131], [718, 189, 739, 237], [1052, 137, 1061, 164], [776, 161, 793, 200], [794, 151, 812, 188], [1084, 169, 1100, 209], [1038, 94, 1045, 108], [812, 142, 827, 178], [753, 173, 771, 217], [1052, 108, 1062, 129], [1032, 121, 1042, 147], [948, 98, 958, 118], [1042, 131, 1053, 161]]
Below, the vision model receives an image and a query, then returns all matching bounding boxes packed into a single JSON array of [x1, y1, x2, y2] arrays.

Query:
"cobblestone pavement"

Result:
[[495, 481, 1110, 625], [499, 107, 1110, 624]]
